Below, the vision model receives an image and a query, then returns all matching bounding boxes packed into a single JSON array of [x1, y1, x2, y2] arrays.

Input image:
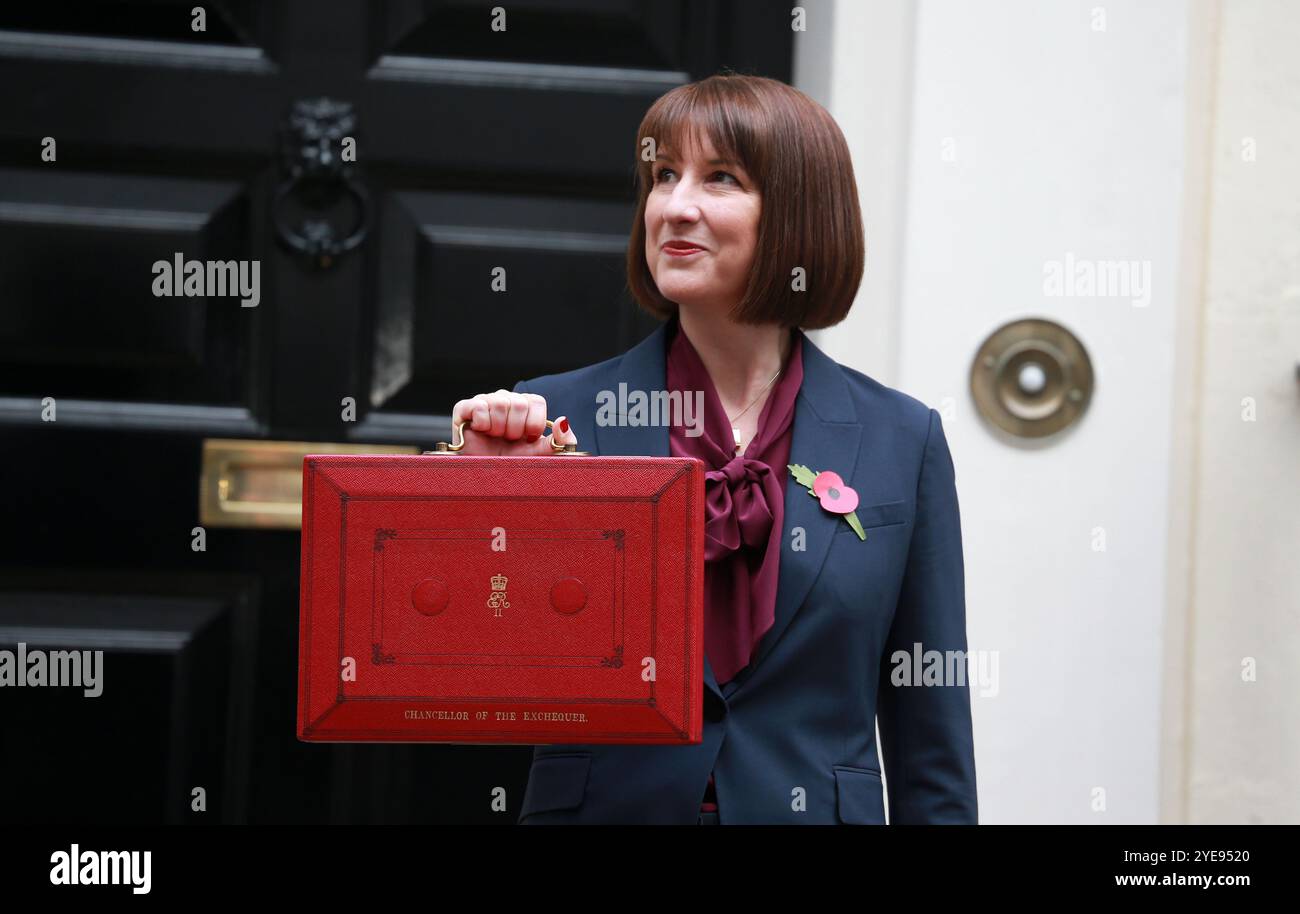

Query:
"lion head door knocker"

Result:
[[273, 97, 371, 269], [487, 574, 510, 618], [970, 317, 1094, 439]]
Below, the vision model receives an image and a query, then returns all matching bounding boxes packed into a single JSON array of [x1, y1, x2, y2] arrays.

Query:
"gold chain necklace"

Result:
[[725, 367, 782, 453]]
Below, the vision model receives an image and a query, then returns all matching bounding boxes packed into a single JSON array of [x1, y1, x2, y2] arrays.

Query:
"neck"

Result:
[[676, 306, 793, 413]]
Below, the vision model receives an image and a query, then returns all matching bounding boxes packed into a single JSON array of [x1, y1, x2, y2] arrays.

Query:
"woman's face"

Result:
[[644, 134, 761, 314]]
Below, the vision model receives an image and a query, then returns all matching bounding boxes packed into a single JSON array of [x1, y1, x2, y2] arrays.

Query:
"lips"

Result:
[[662, 241, 704, 254]]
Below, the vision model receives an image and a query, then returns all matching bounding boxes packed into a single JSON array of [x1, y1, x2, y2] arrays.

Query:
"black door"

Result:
[[0, 0, 793, 824]]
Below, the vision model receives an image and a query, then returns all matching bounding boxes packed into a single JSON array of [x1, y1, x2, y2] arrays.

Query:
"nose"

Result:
[[661, 176, 703, 224]]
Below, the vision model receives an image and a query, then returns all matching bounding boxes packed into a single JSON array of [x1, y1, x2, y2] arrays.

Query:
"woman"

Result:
[[450, 74, 977, 825]]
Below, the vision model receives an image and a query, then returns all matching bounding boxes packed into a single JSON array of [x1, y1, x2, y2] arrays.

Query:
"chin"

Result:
[[654, 271, 716, 299], [655, 284, 712, 308]]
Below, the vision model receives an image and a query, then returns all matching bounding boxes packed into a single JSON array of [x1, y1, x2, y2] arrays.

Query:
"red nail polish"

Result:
[[558, 418, 570, 434]]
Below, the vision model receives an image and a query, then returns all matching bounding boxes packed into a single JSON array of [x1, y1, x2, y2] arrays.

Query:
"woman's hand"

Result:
[[448, 390, 578, 456]]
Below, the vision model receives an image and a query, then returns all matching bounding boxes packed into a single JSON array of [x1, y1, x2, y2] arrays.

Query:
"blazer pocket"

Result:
[[836, 498, 908, 533], [519, 752, 592, 821], [833, 765, 886, 824]]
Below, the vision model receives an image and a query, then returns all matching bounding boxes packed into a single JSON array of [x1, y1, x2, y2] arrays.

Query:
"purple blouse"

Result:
[[663, 316, 805, 816]]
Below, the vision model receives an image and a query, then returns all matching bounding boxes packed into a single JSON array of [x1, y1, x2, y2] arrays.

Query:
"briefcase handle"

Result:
[[424, 418, 589, 455]]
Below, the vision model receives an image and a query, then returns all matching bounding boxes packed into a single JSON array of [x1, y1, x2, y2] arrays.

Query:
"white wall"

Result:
[[800, 0, 1194, 823], [794, 0, 913, 386], [1175, 0, 1300, 824]]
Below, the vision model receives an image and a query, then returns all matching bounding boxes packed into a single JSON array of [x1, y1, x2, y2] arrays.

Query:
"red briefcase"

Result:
[[297, 422, 704, 745]]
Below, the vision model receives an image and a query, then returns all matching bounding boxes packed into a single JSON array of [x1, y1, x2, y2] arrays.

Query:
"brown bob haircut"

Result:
[[626, 73, 864, 330]]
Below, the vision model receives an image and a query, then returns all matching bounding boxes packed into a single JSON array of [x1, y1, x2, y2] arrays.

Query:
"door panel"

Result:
[[0, 0, 792, 823]]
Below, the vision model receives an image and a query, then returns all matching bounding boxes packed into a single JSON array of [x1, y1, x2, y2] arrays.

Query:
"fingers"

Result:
[[526, 414, 575, 456], [523, 394, 547, 442], [550, 415, 577, 448], [456, 391, 549, 440], [452, 394, 493, 433], [488, 391, 512, 437], [500, 389, 531, 440], [451, 391, 578, 452], [451, 396, 480, 428]]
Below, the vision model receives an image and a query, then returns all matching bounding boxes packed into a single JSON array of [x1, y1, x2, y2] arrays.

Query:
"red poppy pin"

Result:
[[788, 464, 866, 540]]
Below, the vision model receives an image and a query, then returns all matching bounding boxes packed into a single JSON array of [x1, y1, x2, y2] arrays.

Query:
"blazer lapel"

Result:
[[593, 321, 726, 706], [724, 332, 862, 694], [593, 321, 670, 459]]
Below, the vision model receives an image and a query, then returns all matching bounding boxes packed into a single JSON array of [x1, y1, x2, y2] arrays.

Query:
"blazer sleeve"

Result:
[[876, 407, 979, 823]]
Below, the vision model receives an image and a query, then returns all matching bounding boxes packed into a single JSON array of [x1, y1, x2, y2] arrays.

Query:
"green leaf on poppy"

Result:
[[845, 511, 866, 541], [788, 463, 819, 489]]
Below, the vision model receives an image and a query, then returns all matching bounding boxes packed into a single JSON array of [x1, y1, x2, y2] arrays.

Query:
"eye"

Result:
[[652, 167, 742, 186]]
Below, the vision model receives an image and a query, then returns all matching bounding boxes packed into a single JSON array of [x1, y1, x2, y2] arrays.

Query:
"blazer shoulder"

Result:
[[836, 362, 937, 443]]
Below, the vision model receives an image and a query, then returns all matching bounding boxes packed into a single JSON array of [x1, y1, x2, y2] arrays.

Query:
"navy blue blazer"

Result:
[[513, 321, 978, 824]]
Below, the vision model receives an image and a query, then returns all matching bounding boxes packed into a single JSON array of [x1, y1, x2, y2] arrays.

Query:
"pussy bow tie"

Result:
[[703, 454, 779, 561]]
